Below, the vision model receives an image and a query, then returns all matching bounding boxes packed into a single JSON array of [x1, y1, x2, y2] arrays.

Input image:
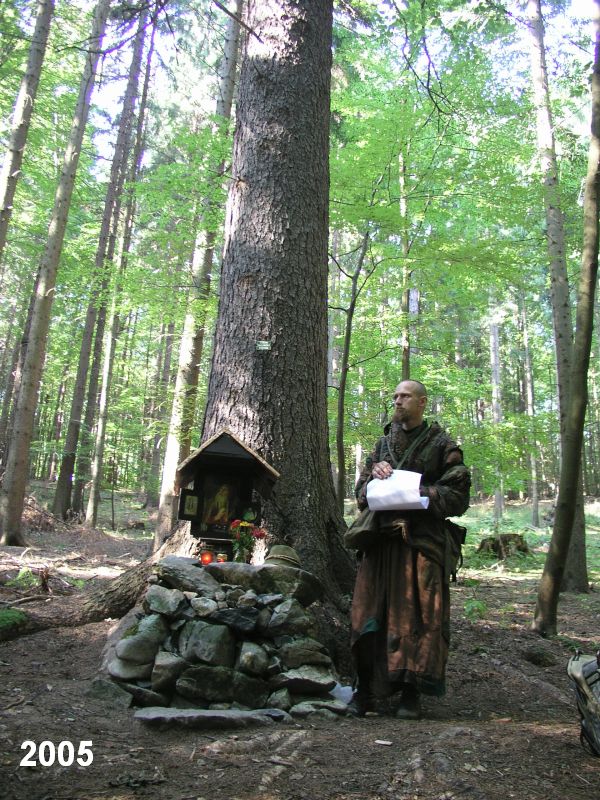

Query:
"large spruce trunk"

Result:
[[201, 0, 354, 601]]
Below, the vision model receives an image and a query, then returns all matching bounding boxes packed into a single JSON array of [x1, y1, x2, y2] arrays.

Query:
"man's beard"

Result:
[[392, 408, 406, 424]]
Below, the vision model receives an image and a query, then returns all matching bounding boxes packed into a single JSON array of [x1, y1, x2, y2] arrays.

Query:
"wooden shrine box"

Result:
[[175, 429, 280, 555]]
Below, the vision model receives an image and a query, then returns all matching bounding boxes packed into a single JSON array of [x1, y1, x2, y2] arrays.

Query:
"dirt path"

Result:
[[1, 521, 599, 800]]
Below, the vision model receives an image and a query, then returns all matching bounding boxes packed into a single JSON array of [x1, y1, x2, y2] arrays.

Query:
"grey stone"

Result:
[[86, 677, 132, 709], [266, 655, 283, 676], [289, 697, 348, 717], [209, 606, 259, 635], [267, 598, 314, 637], [190, 597, 218, 617], [257, 593, 284, 608], [289, 703, 339, 721], [256, 607, 273, 634], [267, 688, 292, 711], [226, 587, 244, 605], [237, 589, 259, 607], [269, 665, 337, 695], [177, 665, 235, 703], [204, 562, 322, 607], [176, 665, 270, 707], [233, 671, 270, 708], [156, 556, 221, 595], [116, 614, 169, 664], [100, 605, 145, 674], [143, 584, 187, 618], [280, 637, 332, 669], [108, 656, 153, 681], [170, 692, 207, 709], [134, 706, 290, 729], [237, 642, 269, 677], [151, 651, 189, 691], [180, 620, 236, 667], [119, 683, 169, 707], [214, 590, 227, 602]]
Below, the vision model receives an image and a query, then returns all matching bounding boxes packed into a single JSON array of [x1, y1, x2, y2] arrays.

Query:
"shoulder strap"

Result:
[[384, 422, 430, 470]]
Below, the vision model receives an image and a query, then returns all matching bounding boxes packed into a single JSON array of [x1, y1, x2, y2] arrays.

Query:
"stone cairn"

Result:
[[102, 555, 350, 729]]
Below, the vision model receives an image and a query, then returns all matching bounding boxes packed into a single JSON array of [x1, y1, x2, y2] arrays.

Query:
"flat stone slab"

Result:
[[204, 562, 322, 607], [134, 706, 292, 729]]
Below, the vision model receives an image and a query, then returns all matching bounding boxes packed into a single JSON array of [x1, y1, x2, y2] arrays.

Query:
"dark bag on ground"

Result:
[[344, 508, 379, 551], [567, 651, 600, 757], [445, 519, 467, 582]]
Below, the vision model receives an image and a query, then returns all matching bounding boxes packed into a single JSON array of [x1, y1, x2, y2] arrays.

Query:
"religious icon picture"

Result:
[[201, 476, 238, 533], [177, 489, 202, 521]]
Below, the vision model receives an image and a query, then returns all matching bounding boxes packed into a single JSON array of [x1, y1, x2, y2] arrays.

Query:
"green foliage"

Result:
[[464, 597, 488, 621], [6, 568, 38, 590], [0, 607, 28, 633]]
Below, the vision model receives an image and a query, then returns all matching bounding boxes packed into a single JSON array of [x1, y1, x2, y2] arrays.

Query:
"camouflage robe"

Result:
[[350, 420, 470, 698]]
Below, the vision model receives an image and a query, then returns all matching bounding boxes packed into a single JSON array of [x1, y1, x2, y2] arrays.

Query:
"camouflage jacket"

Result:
[[355, 420, 471, 569]]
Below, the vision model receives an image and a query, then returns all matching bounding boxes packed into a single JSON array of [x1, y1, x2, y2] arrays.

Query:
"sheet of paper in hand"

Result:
[[366, 469, 430, 511]]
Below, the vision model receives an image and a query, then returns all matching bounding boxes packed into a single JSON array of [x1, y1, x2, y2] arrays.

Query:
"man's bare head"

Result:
[[392, 380, 427, 430]]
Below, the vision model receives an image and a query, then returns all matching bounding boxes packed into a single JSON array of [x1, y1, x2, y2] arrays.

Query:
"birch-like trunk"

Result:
[[0, 0, 112, 546], [534, 1, 600, 634], [54, 1, 145, 519], [520, 292, 539, 527], [85, 10, 151, 527], [0, 0, 54, 279], [526, 0, 588, 592], [489, 303, 504, 530]]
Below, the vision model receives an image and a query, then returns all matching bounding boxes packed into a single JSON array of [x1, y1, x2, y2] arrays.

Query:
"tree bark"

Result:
[[0, 0, 54, 279], [155, 0, 243, 548], [85, 9, 150, 527], [0, 0, 112, 546], [335, 231, 369, 512], [519, 291, 539, 527], [489, 300, 504, 531], [526, 0, 588, 591], [201, 0, 354, 601], [534, 1, 600, 634]]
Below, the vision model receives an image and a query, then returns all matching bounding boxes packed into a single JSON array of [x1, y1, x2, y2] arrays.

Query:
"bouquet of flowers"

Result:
[[229, 519, 267, 562]]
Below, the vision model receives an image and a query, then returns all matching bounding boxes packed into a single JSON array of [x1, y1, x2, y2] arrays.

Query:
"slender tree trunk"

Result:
[[526, 0, 588, 591], [155, 0, 242, 548], [62, 4, 148, 520], [520, 292, 539, 526], [534, 3, 600, 634], [0, 0, 54, 281], [85, 10, 151, 527], [201, 0, 353, 600], [0, 0, 111, 545], [489, 302, 504, 531], [335, 231, 369, 511]]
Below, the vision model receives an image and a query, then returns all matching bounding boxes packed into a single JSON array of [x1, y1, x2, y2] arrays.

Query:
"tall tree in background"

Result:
[[155, 0, 243, 548], [85, 7, 150, 528], [526, 0, 588, 591], [534, 0, 600, 635], [0, 0, 112, 546], [0, 0, 54, 280], [201, 0, 354, 599]]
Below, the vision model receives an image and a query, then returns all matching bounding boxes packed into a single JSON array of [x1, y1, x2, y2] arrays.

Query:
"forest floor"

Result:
[[0, 490, 599, 800]]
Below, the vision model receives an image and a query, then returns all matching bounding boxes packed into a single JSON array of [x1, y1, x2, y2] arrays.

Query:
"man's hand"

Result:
[[371, 461, 393, 480]]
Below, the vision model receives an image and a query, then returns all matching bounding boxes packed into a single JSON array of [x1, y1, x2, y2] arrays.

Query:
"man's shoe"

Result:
[[347, 692, 375, 717], [395, 688, 421, 720]]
